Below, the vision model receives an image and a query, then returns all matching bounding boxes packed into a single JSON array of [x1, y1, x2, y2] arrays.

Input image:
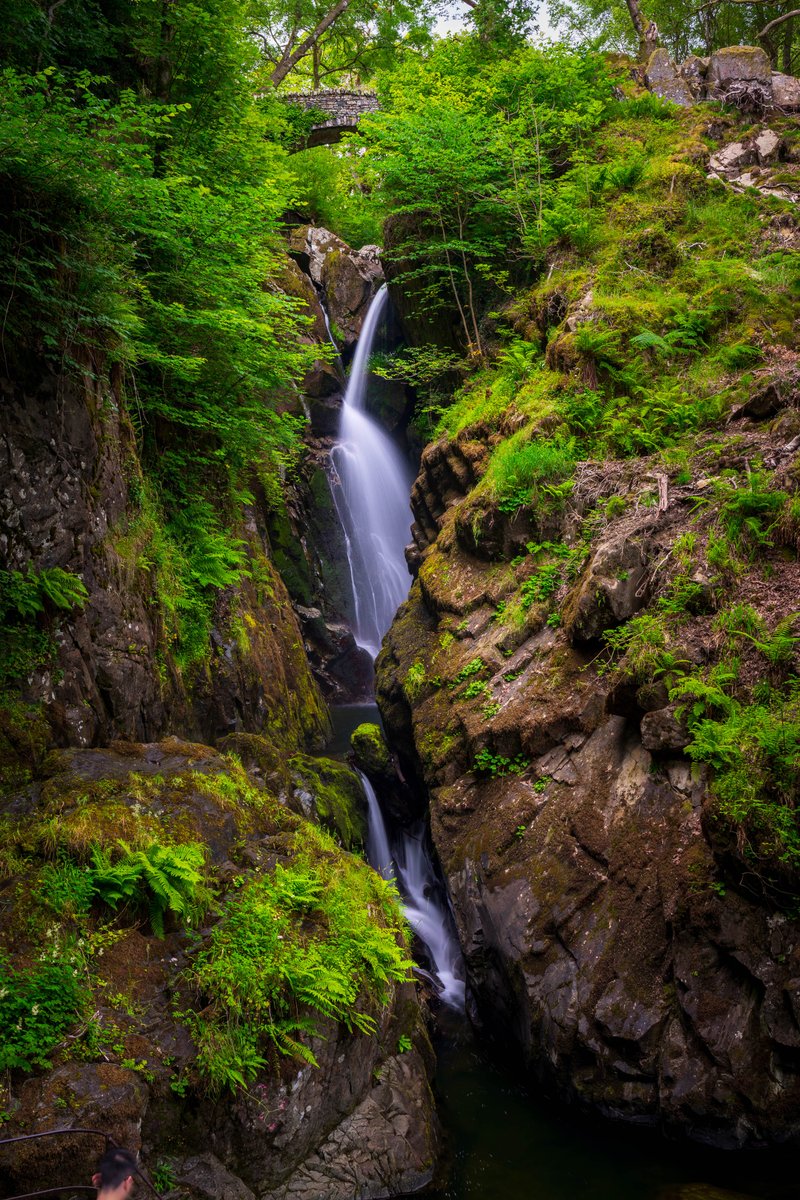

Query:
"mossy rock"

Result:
[[351, 723, 392, 776], [289, 754, 366, 850], [0, 697, 51, 795]]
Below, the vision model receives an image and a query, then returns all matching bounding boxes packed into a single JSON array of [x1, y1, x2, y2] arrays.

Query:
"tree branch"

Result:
[[760, 7, 800, 38], [269, 0, 353, 85], [694, 0, 778, 14]]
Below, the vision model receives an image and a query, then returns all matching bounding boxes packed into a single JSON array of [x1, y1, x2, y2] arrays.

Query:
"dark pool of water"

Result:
[[325, 702, 383, 759], [419, 1015, 796, 1200]]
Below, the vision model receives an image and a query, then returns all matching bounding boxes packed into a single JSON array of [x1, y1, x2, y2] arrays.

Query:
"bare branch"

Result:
[[269, 0, 354, 85], [760, 7, 800, 38]]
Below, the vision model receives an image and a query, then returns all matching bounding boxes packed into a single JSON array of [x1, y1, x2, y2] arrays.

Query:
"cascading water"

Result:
[[329, 285, 414, 659], [360, 769, 465, 1009], [329, 284, 465, 1010]]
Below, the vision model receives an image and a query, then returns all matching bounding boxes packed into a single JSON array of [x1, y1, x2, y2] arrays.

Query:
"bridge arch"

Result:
[[284, 89, 380, 149]]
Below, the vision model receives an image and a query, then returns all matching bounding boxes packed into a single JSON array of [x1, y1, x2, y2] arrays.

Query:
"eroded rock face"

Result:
[[288, 226, 383, 354], [707, 128, 797, 204], [564, 531, 651, 642], [259, 1049, 437, 1200], [376, 428, 800, 1148]]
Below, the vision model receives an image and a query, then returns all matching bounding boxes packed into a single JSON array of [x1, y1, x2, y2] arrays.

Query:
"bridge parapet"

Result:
[[284, 89, 380, 147]]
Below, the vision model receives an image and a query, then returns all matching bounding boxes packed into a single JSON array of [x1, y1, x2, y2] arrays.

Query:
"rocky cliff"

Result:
[[0, 233, 436, 1197], [376, 90, 800, 1148]]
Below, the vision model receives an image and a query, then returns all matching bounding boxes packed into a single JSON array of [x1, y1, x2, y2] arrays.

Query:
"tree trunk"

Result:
[[782, 15, 794, 72], [623, 0, 658, 62]]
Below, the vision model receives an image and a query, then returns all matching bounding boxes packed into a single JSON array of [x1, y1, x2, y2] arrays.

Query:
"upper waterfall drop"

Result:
[[329, 285, 414, 659]]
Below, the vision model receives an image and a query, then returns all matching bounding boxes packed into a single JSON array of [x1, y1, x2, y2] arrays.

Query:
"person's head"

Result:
[[92, 1147, 138, 1200]]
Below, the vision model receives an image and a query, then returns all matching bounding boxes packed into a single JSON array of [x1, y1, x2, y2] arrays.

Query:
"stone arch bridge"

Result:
[[284, 90, 380, 148]]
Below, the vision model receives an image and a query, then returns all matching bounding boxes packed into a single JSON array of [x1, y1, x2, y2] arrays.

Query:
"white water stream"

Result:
[[329, 286, 414, 660], [329, 284, 465, 1010]]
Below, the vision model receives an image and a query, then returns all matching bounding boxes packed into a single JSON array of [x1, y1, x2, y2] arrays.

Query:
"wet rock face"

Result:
[[288, 226, 383, 354], [166, 1006, 437, 1200], [377, 430, 800, 1148], [0, 359, 331, 751], [0, 371, 165, 745], [259, 1049, 437, 1200]]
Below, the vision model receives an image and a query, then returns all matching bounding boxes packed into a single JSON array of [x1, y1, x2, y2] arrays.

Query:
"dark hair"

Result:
[[96, 1148, 138, 1191]]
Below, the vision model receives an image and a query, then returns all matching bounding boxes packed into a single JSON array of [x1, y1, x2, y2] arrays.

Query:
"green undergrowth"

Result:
[[599, 501, 800, 899], [0, 753, 408, 1091], [430, 98, 800, 517], [185, 823, 412, 1092], [0, 566, 88, 687]]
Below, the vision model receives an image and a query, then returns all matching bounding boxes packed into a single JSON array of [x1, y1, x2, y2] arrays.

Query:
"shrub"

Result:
[[715, 473, 787, 553], [0, 566, 88, 684], [187, 838, 412, 1091], [473, 748, 529, 777], [485, 432, 576, 512], [0, 951, 88, 1072], [602, 614, 688, 684]]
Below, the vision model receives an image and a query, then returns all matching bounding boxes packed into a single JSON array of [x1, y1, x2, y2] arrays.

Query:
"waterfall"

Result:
[[361, 770, 393, 881], [329, 285, 413, 659], [330, 284, 465, 1010], [360, 770, 465, 1010], [395, 826, 466, 1009]]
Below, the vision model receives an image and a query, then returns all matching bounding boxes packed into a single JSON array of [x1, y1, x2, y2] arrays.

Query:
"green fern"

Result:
[[89, 840, 210, 937], [187, 838, 413, 1091]]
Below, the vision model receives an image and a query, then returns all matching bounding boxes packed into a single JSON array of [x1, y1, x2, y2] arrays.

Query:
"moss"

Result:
[[288, 754, 366, 850], [0, 698, 51, 794], [266, 500, 315, 608], [351, 722, 392, 776]]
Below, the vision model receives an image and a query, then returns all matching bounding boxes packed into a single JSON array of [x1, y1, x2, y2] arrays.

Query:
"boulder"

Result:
[[754, 128, 783, 165], [678, 54, 709, 98], [177, 1155, 256, 1200], [773, 71, 800, 109], [3, 1064, 149, 1194], [260, 1050, 438, 1200], [708, 46, 771, 86], [708, 141, 755, 175], [351, 721, 393, 776], [646, 49, 694, 106], [640, 705, 691, 752], [288, 226, 384, 353], [565, 533, 650, 642]]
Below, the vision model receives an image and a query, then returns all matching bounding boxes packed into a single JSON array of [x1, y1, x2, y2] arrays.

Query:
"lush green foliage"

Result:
[[485, 435, 577, 512], [188, 829, 412, 1091], [0, 566, 88, 686], [90, 841, 211, 938], [473, 748, 529, 777], [0, 949, 88, 1072], [290, 145, 383, 248], [361, 42, 614, 354], [0, 33, 315, 674]]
